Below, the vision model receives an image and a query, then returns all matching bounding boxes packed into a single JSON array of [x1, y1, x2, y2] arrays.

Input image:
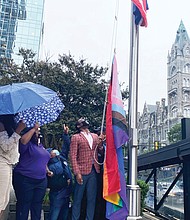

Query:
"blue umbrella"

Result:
[[0, 82, 59, 114], [0, 82, 64, 127]]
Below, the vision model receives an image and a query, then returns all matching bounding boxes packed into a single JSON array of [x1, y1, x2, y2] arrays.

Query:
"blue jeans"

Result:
[[72, 167, 97, 220], [48, 191, 69, 220], [13, 171, 47, 220]]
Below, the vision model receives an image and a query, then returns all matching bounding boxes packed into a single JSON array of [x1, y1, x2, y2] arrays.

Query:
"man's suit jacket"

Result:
[[70, 132, 100, 175]]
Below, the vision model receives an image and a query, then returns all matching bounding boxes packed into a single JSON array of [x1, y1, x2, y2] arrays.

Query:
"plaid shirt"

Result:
[[70, 132, 100, 175]]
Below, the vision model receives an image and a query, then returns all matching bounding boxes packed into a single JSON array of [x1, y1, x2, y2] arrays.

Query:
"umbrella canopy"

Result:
[[15, 96, 64, 127], [0, 82, 59, 114], [0, 82, 64, 127]]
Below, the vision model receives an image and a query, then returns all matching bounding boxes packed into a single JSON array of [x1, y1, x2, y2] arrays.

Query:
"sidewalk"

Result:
[[2, 187, 45, 220], [1, 187, 15, 220], [142, 210, 165, 220], [2, 188, 164, 220]]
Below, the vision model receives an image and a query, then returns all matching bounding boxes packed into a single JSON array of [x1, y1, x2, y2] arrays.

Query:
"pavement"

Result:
[[142, 210, 165, 220], [3, 208, 164, 220], [1, 188, 164, 220], [1, 187, 45, 220], [1, 187, 15, 220]]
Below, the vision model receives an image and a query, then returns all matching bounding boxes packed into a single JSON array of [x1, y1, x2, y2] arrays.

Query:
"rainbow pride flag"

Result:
[[103, 55, 129, 220]]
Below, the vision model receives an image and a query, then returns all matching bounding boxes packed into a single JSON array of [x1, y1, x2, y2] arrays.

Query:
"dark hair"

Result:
[[0, 114, 16, 137], [75, 118, 89, 131], [21, 127, 38, 145]]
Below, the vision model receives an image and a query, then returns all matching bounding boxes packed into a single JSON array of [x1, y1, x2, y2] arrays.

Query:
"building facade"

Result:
[[0, 0, 44, 64], [167, 21, 190, 128], [138, 21, 190, 154], [138, 99, 168, 154]]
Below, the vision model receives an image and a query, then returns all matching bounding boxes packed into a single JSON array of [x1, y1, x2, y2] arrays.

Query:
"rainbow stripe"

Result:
[[103, 55, 128, 220]]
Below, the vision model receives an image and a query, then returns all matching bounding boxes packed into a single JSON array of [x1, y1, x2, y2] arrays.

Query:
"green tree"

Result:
[[168, 123, 182, 144], [0, 50, 129, 148], [0, 52, 84, 146]]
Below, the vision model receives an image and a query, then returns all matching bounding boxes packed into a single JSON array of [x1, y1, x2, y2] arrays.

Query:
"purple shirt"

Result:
[[14, 141, 50, 179]]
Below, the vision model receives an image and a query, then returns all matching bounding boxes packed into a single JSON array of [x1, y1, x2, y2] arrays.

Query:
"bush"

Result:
[[137, 180, 149, 214], [43, 189, 50, 205]]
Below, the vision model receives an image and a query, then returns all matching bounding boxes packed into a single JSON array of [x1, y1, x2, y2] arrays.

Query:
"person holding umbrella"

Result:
[[0, 115, 26, 217], [12, 123, 51, 220], [0, 82, 65, 219]]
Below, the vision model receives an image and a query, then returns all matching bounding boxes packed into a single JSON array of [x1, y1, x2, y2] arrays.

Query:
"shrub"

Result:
[[137, 180, 149, 214]]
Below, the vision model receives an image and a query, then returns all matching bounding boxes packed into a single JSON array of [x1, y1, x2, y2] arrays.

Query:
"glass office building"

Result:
[[0, 0, 44, 64]]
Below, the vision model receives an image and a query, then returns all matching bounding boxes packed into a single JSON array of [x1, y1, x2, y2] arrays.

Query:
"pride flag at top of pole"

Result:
[[132, 0, 148, 27], [103, 55, 129, 220]]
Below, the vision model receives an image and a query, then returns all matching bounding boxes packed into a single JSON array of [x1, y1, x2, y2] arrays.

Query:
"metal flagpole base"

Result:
[[127, 185, 142, 220], [127, 217, 142, 220]]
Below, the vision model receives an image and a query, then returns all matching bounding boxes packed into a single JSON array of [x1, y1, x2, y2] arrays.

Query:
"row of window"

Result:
[[170, 107, 190, 117], [171, 64, 190, 76]]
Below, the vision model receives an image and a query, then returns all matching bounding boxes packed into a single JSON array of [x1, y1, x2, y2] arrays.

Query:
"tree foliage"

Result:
[[137, 180, 149, 213], [168, 123, 182, 144], [0, 49, 129, 149]]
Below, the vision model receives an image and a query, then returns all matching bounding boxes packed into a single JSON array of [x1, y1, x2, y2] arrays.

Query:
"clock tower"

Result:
[[167, 20, 190, 129]]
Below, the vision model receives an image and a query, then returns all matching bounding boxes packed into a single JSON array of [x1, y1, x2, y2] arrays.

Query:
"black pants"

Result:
[[13, 172, 47, 220]]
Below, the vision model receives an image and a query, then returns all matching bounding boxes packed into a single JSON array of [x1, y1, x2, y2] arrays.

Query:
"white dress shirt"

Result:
[[81, 131, 93, 149]]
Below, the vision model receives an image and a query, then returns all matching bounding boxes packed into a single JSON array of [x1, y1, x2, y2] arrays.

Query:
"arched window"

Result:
[[184, 64, 190, 73], [184, 93, 188, 102], [188, 109, 190, 117], [171, 107, 178, 118], [186, 47, 190, 55], [184, 109, 187, 117], [171, 66, 176, 75], [184, 108, 190, 117], [175, 108, 178, 117], [183, 78, 187, 86]]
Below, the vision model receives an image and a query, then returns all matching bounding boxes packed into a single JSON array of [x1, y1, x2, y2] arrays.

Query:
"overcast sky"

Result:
[[42, 0, 190, 112]]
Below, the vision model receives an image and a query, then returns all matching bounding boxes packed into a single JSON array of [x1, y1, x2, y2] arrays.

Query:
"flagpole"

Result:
[[100, 89, 108, 135], [127, 2, 141, 220]]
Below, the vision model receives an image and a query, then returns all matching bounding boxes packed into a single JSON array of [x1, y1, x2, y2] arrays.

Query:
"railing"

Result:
[[139, 165, 184, 220], [130, 134, 190, 220]]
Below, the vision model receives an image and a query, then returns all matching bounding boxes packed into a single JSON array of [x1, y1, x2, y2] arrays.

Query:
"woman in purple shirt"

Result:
[[13, 123, 50, 220]]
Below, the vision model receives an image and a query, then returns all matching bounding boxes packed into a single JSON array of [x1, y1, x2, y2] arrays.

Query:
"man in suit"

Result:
[[70, 118, 104, 220]]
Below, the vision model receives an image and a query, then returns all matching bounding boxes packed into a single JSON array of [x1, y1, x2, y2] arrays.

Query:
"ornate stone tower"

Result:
[[138, 21, 190, 154], [167, 21, 190, 129]]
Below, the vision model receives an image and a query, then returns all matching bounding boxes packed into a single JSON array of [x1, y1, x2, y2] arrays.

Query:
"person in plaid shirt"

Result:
[[70, 118, 104, 220]]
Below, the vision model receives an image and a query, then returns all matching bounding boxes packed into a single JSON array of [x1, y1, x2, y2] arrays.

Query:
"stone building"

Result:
[[138, 21, 190, 154], [167, 20, 190, 127], [138, 99, 168, 154]]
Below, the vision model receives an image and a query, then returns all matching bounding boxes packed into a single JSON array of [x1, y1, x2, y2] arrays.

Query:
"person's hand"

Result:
[[34, 122, 40, 131], [63, 124, 69, 134], [76, 173, 83, 185], [47, 170, 53, 177], [15, 120, 26, 134], [100, 134, 106, 141], [67, 179, 71, 186], [98, 134, 106, 145]]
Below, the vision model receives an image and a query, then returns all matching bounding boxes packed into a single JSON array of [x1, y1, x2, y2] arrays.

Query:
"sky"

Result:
[[42, 0, 190, 113]]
